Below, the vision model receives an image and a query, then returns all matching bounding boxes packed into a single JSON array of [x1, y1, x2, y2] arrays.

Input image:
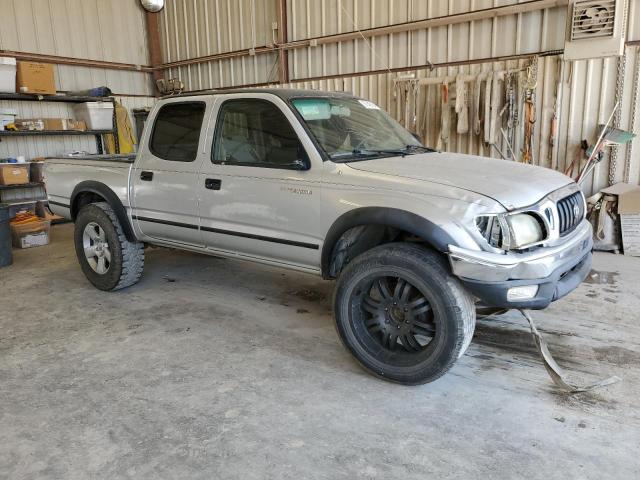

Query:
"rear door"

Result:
[[130, 100, 209, 246], [197, 94, 323, 270]]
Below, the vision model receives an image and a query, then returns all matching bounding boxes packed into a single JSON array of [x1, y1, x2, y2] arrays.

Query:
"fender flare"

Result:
[[321, 207, 457, 278], [70, 181, 137, 242]]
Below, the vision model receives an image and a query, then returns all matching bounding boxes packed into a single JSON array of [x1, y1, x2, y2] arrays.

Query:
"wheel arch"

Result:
[[321, 207, 457, 279], [71, 181, 136, 242]]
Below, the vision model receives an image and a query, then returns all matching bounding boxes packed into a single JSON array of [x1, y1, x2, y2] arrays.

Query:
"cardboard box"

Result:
[[15, 119, 44, 131], [16, 61, 56, 95], [0, 164, 30, 185], [67, 119, 86, 131], [10, 218, 50, 249], [15, 118, 86, 131], [602, 183, 640, 256]]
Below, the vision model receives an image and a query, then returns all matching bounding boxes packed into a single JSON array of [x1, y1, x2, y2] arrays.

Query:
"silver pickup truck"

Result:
[[45, 88, 593, 384]]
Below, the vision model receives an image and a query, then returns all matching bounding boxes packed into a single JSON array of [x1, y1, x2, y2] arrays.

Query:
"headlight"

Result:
[[475, 213, 545, 250], [506, 213, 544, 248]]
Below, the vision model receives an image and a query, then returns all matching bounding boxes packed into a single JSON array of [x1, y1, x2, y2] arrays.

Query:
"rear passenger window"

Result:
[[150, 102, 206, 162]]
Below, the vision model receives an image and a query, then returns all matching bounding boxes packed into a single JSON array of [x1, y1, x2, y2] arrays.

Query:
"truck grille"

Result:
[[557, 191, 584, 236]]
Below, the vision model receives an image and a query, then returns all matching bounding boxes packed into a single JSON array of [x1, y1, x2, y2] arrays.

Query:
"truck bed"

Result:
[[45, 154, 136, 217]]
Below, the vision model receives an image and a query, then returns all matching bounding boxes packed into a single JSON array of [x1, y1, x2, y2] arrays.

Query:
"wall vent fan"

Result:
[[564, 0, 626, 60], [571, 0, 615, 40]]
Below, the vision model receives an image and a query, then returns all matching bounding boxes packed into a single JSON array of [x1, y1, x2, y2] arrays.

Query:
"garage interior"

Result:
[[1, 0, 640, 478]]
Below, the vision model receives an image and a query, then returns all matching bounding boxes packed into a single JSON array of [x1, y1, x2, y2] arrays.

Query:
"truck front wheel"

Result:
[[74, 202, 144, 291], [334, 243, 475, 385]]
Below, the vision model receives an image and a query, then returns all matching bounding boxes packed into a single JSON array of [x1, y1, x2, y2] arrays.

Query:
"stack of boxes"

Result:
[[0, 161, 50, 249]]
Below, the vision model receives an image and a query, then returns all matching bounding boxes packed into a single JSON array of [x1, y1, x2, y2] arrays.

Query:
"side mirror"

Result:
[[290, 158, 310, 171], [291, 142, 311, 170]]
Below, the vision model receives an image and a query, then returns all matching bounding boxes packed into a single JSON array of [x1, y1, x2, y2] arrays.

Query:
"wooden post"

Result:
[[145, 11, 164, 84]]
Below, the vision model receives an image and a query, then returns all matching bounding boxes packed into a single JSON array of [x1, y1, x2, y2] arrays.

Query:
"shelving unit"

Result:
[[0, 92, 120, 222], [0, 93, 119, 154], [0, 178, 46, 215]]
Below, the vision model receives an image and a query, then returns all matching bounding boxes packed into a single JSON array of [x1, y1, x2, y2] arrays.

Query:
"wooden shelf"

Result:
[[0, 130, 113, 137], [2, 199, 46, 206], [0, 182, 44, 190], [0, 93, 115, 104]]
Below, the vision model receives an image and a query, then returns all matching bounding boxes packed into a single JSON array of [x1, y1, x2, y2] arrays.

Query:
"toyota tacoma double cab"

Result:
[[45, 89, 593, 384]]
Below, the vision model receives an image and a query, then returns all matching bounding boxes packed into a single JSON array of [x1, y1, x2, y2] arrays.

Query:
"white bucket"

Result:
[[73, 102, 114, 131]]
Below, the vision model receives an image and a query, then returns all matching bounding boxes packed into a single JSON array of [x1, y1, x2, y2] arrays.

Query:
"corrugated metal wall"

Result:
[[159, 0, 281, 89], [159, 0, 640, 194], [0, 0, 153, 95], [287, 0, 567, 79], [0, 0, 156, 159]]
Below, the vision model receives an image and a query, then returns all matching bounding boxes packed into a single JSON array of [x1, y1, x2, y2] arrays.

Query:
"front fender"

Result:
[[321, 205, 480, 278]]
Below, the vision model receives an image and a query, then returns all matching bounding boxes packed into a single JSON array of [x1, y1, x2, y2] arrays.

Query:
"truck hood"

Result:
[[345, 152, 573, 209]]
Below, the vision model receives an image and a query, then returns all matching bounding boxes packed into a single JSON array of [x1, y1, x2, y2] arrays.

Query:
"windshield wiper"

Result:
[[330, 148, 407, 162], [403, 144, 438, 153], [329, 145, 438, 162]]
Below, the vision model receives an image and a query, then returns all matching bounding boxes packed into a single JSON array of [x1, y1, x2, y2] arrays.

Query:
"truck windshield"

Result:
[[291, 97, 429, 161]]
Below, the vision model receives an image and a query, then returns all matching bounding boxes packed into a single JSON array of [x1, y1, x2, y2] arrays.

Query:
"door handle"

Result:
[[205, 178, 221, 190], [140, 171, 153, 181]]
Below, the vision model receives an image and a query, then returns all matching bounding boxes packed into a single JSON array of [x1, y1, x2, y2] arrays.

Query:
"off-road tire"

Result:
[[334, 243, 475, 385], [74, 202, 144, 291]]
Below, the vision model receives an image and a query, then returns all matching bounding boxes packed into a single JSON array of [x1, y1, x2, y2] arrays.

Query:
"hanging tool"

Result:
[[500, 128, 518, 161], [437, 82, 451, 150], [455, 74, 469, 134], [521, 59, 538, 164], [489, 72, 501, 146], [564, 140, 589, 180], [483, 72, 493, 144], [577, 103, 618, 185], [548, 58, 561, 165], [500, 72, 517, 149], [473, 72, 485, 136]]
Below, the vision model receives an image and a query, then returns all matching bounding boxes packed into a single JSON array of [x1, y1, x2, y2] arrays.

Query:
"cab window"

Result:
[[150, 102, 206, 162], [212, 99, 302, 168]]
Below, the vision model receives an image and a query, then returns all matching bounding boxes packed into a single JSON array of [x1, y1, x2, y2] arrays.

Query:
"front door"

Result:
[[198, 95, 323, 271], [131, 100, 208, 246]]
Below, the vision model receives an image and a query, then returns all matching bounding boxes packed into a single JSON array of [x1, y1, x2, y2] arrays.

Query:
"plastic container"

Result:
[[73, 102, 114, 131], [0, 204, 12, 267], [0, 108, 18, 130], [11, 218, 50, 249], [0, 57, 17, 93]]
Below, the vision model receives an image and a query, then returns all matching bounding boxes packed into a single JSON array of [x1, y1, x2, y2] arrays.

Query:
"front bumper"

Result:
[[448, 220, 593, 309]]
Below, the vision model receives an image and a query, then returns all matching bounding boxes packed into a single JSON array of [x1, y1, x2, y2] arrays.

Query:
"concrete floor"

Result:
[[1, 223, 639, 479]]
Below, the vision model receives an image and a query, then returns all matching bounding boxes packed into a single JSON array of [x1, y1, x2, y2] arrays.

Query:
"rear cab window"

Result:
[[150, 102, 206, 162]]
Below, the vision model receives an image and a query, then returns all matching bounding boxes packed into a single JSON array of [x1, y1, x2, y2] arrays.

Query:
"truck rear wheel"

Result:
[[333, 243, 475, 385], [74, 202, 144, 291]]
